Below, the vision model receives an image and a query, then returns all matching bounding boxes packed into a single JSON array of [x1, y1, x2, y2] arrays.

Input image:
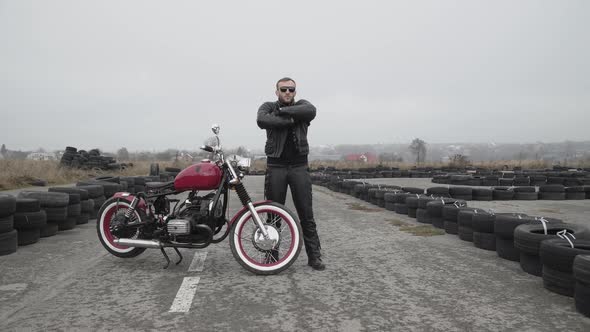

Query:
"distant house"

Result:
[[26, 152, 56, 161], [344, 153, 378, 163]]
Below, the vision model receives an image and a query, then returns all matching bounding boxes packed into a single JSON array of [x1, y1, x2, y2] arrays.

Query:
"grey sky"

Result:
[[1, 0, 589, 152]]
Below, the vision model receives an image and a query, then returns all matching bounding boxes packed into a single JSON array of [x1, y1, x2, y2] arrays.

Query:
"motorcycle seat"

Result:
[[146, 181, 175, 191]]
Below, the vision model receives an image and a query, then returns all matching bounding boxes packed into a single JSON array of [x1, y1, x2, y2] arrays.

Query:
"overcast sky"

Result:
[[1, 0, 588, 152]]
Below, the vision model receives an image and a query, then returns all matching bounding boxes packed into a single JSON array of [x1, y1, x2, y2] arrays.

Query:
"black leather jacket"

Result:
[[257, 99, 316, 158]]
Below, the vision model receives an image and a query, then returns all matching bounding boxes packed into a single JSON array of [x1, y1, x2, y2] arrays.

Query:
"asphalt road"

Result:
[[1, 176, 590, 331]]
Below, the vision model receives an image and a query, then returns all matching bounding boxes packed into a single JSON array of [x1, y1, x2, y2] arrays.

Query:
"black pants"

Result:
[[264, 164, 322, 259]]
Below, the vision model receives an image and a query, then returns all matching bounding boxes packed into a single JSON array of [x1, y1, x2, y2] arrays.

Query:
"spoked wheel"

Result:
[[230, 202, 303, 275], [97, 198, 146, 258]]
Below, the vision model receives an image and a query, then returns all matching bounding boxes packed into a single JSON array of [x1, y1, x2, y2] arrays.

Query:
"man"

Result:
[[256, 77, 325, 271]]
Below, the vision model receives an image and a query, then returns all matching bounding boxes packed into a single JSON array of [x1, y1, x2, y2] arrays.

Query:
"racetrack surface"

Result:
[[1, 176, 590, 331]]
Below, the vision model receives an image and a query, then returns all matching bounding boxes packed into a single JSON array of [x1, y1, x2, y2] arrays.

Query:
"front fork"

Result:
[[227, 163, 270, 239]]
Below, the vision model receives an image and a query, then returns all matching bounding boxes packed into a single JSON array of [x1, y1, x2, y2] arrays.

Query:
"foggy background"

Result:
[[1, 0, 588, 153]]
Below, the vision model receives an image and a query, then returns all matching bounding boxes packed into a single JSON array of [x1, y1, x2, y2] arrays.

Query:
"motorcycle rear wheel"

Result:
[[230, 202, 303, 275], [97, 198, 147, 258]]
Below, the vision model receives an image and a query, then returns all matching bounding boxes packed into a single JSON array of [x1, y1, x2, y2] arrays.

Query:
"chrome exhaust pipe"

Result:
[[114, 238, 162, 249]]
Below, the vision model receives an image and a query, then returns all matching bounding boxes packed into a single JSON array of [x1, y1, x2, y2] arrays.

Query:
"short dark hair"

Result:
[[276, 77, 296, 90]]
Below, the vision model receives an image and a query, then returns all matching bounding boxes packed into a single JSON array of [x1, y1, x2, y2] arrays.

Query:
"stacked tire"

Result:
[[471, 212, 496, 251], [49, 188, 91, 225], [515, 222, 587, 277], [17, 191, 69, 238], [76, 184, 105, 219], [13, 198, 47, 245], [494, 213, 534, 261], [574, 255, 590, 317], [539, 185, 566, 200], [0, 194, 17, 255], [540, 239, 590, 297]]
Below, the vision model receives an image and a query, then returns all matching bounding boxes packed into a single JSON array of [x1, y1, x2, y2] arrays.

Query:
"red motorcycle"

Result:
[[96, 125, 303, 275]]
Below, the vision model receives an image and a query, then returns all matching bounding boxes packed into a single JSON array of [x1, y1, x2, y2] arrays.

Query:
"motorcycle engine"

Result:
[[169, 193, 221, 242], [167, 219, 191, 235]]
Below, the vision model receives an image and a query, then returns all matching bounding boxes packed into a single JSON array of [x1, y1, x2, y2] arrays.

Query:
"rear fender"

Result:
[[230, 200, 271, 225], [112, 192, 148, 212]]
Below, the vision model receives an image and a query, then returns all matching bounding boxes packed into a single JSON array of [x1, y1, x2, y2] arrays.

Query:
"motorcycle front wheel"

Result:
[[230, 202, 303, 275]]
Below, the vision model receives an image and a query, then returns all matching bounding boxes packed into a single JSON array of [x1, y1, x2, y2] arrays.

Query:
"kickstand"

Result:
[[173, 247, 183, 265], [160, 247, 171, 269]]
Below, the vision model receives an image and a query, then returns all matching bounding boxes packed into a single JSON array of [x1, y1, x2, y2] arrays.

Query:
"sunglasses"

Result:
[[279, 87, 296, 93]]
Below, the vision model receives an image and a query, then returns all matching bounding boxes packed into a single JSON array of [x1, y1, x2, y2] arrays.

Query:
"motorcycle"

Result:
[[96, 124, 303, 275]]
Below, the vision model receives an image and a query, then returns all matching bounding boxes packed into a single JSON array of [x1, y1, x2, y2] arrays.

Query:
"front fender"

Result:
[[229, 200, 271, 225]]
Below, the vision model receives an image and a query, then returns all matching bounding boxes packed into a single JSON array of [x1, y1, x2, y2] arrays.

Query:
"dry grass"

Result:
[[0, 160, 191, 190], [387, 219, 409, 227], [399, 225, 445, 237], [345, 202, 381, 212]]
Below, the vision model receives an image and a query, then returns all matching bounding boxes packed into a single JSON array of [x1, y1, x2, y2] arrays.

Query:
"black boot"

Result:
[[308, 256, 326, 271]]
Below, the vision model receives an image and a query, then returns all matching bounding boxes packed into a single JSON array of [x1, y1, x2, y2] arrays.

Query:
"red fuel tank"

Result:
[[174, 161, 222, 191]]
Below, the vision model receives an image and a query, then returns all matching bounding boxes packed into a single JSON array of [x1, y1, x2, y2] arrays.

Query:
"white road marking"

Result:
[[169, 277, 201, 313], [188, 251, 208, 272]]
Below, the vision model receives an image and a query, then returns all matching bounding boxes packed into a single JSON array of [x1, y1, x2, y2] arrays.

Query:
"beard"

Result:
[[278, 95, 294, 105]]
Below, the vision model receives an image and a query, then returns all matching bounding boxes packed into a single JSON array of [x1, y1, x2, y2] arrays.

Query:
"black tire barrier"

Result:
[[75, 185, 104, 198], [540, 184, 566, 193], [383, 192, 396, 203], [40, 222, 59, 237], [496, 237, 520, 262], [494, 214, 533, 239], [520, 252, 543, 276], [541, 239, 590, 274], [48, 187, 89, 201], [17, 228, 40, 246], [472, 212, 495, 233], [442, 202, 468, 223], [44, 206, 68, 222], [58, 217, 77, 231], [417, 196, 435, 209], [575, 281, 590, 317], [458, 226, 473, 242], [394, 203, 408, 215], [0, 215, 14, 233], [543, 265, 575, 297], [416, 208, 430, 224], [165, 167, 181, 173], [18, 191, 69, 208], [566, 192, 586, 200], [405, 196, 421, 209], [449, 187, 472, 198], [574, 255, 590, 285], [408, 207, 417, 218], [492, 188, 514, 200], [385, 202, 396, 211], [402, 187, 424, 195], [539, 192, 566, 200], [473, 231, 496, 251], [77, 181, 122, 198], [0, 194, 17, 218], [472, 188, 493, 201], [444, 221, 458, 234], [0, 229, 18, 255], [426, 187, 450, 197], [13, 210, 47, 230], [94, 176, 119, 183], [515, 192, 538, 200], [81, 200, 94, 214], [67, 204, 81, 217], [76, 214, 89, 225], [15, 198, 40, 213]]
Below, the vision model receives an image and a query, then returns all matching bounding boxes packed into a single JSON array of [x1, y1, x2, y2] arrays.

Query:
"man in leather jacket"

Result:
[[257, 77, 325, 271]]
